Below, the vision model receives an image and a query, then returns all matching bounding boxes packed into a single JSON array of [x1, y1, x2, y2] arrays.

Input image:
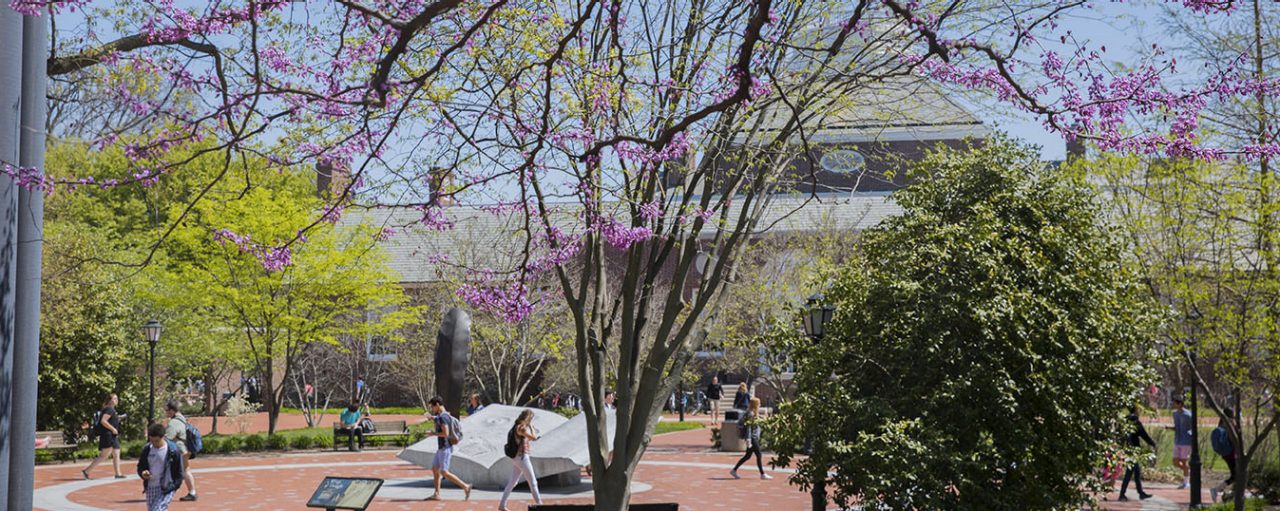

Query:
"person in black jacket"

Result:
[[138, 423, 186, 511], [733, 382, 750, 411], [706, 376, 723, 425], [1118, 406, 1156, 502]]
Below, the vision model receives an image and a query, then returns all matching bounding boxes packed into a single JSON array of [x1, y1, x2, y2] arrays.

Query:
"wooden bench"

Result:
[[35, 430, 78, 459], [331, 420, 408, 450]]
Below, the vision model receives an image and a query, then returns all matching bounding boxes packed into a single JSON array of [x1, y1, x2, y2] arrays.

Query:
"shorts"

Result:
[[98, 434, 119, 450], [433, 446, 453, 471], [1173, 444, 1192, 461]]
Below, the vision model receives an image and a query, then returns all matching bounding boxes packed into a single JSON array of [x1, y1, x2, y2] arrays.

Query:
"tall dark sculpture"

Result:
[[434, 308, 471, 413]]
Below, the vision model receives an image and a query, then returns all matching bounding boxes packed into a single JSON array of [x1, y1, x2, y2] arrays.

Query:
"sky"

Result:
[[975, 1, 1172, 161]]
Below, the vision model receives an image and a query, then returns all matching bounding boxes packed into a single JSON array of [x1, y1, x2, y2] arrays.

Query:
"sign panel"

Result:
[[305, 477, 383, 510]]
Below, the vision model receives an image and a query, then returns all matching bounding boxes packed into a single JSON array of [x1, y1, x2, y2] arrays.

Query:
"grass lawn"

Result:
[[655, 421, 705, 435]]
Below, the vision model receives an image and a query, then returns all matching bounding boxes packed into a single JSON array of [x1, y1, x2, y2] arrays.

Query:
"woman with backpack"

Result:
[[730, 397, 772, 480], [83, 393, 125, 480], [138, 422, 186, 511], [163, 400, 198, 501], [499, 409, 544, 511]]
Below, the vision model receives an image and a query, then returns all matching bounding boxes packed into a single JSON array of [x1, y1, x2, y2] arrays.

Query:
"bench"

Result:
[[332, 420, 408, 450], [35, 430, 78, 460]]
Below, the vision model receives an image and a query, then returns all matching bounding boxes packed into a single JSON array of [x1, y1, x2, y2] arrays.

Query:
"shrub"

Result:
[[121, 440, 145, 458], [291, 434, 315, 450], [267, 434, 289, 450], [217, 436, 241, 454], [1249, 459, 1280, 504], [242, 434, 266, 451], [1203, 498, 1267, 511], [554, 406, 580, 419], [314, 433, 334, 449], [200, 436, 220, 454]]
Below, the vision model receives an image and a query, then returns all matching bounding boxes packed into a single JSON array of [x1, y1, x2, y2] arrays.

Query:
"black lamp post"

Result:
[[802, 294, 833, 511], [1186, 341, 1201, 508], [143, 319, 163, 426]]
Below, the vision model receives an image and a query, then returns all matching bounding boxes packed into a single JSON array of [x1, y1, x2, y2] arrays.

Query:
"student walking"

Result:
[[425, 396, 472, 501], [1210, 410, 1238, 503], [162, 401, 198, 501], [1168, 395, 1194, 489], [83, 393, 125, 479], [730, 397, 772, 480], [1118, 406, 1156, 501], [138, 423, 186, 511], [499, 410, 544, 511], [733, 382, 750, 411], [706, 377, 723, 425]]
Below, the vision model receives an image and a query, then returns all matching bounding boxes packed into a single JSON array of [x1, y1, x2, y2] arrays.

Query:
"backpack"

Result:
[[179, 416, 203, 458], [442, 413, 463, 446], [503, 425, 520, 458], [1211, 426, 1234, 457], [737, 412, 750, 438], [89, 410, 104, 440], [359, 417, 377, 434]]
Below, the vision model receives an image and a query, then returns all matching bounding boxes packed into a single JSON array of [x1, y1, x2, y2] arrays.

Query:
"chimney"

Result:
[[316, 158, 351, 200], [427, 167, 455, 207], [1065, 137, 1086, 161]]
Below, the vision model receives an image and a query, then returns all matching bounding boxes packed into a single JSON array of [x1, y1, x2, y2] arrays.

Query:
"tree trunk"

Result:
[[265, 362, 279, 435], [594, 466, 634, 511], [1234, 454, 1248, 511]]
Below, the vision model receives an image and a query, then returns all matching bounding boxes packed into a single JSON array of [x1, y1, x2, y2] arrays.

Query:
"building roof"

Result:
[[341, 192, 902, 284], [735, 79, 989, 145]]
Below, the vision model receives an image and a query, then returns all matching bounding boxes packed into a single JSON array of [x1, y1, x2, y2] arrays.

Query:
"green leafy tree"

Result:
[[1084, 152, 1280, 508], [771, 139, 1154, 510], [37, 222, 147, 439], [156, 181, 419, 434]]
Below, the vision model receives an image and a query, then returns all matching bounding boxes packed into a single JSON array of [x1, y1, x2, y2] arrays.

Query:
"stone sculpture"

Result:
[[398, 404, 616, 489]]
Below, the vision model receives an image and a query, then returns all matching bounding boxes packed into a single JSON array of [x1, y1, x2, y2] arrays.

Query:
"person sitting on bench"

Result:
[[338, 404, 364, 452]]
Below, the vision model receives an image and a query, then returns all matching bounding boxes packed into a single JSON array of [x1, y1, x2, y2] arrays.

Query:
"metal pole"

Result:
[[8, 10, 46, 510], [679, 382, 685, 422], [149, 341, 156, 426], [0, 6, 27, 506], [1190, 372, 1201, 508]]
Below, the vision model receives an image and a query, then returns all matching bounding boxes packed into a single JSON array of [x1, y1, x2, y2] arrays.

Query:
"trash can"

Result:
[[719, 409, 746, 452]]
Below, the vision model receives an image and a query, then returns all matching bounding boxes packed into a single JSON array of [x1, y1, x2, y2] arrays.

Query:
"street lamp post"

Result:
[[143, 319, 163, 426], [803, 294, 834, 511], [1187, 343, 1201, 508]]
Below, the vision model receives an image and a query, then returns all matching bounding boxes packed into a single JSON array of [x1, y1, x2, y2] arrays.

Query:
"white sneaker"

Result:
[[1177, 481, 1188, 490], [761, 473, 773, 480], [729, 469, 740, 479]]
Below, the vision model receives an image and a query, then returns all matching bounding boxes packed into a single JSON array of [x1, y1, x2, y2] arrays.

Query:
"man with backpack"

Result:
[[424, 396, 471, 502], [1210, 409, 1238, 503], [163, 401, 199, 502]]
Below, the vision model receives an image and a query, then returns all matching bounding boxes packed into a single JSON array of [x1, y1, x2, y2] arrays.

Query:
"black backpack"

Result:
[[359, 417, 377, 434], [503, 425, 520, 458], [89, 410, 104, 440]]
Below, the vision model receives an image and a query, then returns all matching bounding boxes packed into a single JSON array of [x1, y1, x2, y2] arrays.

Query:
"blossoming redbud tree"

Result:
[[9, 0, 1278, 507]]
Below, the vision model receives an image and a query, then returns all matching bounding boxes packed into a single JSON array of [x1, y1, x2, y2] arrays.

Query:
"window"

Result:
[[819, 149, 865, 174]]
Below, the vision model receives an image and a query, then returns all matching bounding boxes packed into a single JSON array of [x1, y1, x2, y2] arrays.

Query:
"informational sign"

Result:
[[305, 477, 383, 510]]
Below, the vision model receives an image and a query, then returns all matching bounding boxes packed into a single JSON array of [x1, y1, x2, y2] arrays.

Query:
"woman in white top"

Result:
[[499, 409, 544, 511]]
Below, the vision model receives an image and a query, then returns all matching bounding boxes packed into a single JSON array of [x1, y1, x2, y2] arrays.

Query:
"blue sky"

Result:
[[980, 1, 1172, 161]]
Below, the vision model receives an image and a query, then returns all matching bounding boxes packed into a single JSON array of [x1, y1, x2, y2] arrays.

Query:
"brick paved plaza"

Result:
[[34, 424, 1225, 511], [35, 428, 822, 511]]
